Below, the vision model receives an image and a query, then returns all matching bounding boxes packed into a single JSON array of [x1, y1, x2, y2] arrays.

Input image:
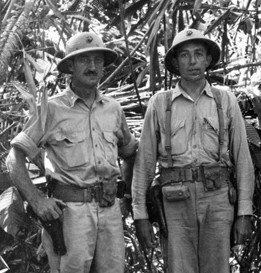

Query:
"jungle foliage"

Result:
[[1, 0, 261, 272]]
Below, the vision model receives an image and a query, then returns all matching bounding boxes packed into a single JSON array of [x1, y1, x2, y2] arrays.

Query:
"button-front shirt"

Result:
[[11, 87, 138, 187], [132, 81, 254, 219]]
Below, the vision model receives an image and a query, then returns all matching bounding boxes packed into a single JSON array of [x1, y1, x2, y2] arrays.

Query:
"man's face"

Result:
[[68, 52, 105, 88], [172, 42, 212, 82]]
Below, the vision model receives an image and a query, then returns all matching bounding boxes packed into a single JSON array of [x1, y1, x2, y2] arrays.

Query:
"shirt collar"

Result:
[[65, 87, 78, 107], [171, 80, 213, 101], [65, 85, 109, 107]]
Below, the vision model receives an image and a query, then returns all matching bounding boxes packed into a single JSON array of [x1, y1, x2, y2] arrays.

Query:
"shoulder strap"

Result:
[[211, 86, 225, 162], [165, 91, 173, 167]]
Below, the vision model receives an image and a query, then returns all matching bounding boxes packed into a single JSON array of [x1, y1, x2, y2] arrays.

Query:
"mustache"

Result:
[[84, 70, 98, 76]]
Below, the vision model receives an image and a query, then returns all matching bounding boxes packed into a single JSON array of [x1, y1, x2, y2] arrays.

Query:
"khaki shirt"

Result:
[[11, 87, 138, 186], [132, 81, 254, 219]]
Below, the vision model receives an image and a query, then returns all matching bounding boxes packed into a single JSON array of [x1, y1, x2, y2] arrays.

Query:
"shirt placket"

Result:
[[191, 101, 200, 166], [89, 104, 105, 181]]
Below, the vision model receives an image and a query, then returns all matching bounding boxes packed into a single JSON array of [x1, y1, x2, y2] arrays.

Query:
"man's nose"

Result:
[[190, 54, 196, 64], [88, 59, 96, 69]]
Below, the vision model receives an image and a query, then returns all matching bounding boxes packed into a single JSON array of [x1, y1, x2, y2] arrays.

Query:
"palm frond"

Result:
[[0, 7, 28, 85]]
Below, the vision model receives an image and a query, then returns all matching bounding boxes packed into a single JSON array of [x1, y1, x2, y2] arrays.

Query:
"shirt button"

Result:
[[193, 145, 197, 148], [98, 161, 101, 164], [92, 128, 95, 131], [95, 144, 98, 147]]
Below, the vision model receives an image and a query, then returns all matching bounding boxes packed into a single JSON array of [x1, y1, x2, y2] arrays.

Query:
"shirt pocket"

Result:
[[53, 130, 88, 169], [170, 119, 188, 155], [201, 117, 219, 153], [102, 131, 118, 166]]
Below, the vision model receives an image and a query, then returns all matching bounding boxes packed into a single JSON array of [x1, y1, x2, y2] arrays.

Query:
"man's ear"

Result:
[[67, 59, 74, 73], [206, 54, 212, 68], [171, 58, 179, 70]]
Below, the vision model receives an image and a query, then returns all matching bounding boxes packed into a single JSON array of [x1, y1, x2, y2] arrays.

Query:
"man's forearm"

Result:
[[6, 147, 42, 208]]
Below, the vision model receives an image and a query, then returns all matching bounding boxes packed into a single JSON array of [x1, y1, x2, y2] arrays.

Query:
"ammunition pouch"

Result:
[[159, 164, 236, 202], [203, 164, 231, 191], [162, 183, 190, 202]]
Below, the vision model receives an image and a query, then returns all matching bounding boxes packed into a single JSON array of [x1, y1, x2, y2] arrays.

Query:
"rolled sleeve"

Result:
[[117, 108, 138, 159], [11, 132, 41, 160]]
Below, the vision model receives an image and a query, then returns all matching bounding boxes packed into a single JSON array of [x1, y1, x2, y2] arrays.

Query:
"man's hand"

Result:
[[32, 197, 67, 221], [233, 215, 253, 245], [134, 219, 157, 249]]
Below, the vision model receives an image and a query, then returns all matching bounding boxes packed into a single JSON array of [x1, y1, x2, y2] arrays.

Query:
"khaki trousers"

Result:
[[163, 181, 234, 273], [42, 199, 125, 273]]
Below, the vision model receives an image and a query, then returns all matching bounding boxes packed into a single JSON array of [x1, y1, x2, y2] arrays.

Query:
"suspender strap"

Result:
[[211, 87, 225, 162], [165, 91, 173, 168], [164, 87, 225, 166]]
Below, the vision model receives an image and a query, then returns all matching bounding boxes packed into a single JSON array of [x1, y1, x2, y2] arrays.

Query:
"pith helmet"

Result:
[[164, 28, 221, 75], [57, 32, 118, 74]]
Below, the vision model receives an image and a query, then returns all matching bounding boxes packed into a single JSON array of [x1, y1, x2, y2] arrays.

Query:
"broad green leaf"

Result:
[[23, 51, 37, 98], [24, 53, 44, 74], [11, 81, 36, 116], [146, 0, 173, 54]]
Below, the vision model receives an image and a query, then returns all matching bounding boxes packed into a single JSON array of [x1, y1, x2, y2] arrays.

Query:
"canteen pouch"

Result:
[[162, 183, 190, 202]]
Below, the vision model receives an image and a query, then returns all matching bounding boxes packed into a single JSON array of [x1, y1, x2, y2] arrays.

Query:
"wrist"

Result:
[[237, 215, 252, 221], [238, 215, 252, 218]]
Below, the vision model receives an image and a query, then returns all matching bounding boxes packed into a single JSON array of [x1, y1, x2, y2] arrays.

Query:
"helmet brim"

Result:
[[164, 38, 221, 75], [57, 47, 118, 74]]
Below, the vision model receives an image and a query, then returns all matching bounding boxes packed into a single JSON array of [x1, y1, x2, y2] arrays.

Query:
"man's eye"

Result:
[[95, 58, 104, 64], [80, 57, 90, 63], [180, 53, 188, 58]]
